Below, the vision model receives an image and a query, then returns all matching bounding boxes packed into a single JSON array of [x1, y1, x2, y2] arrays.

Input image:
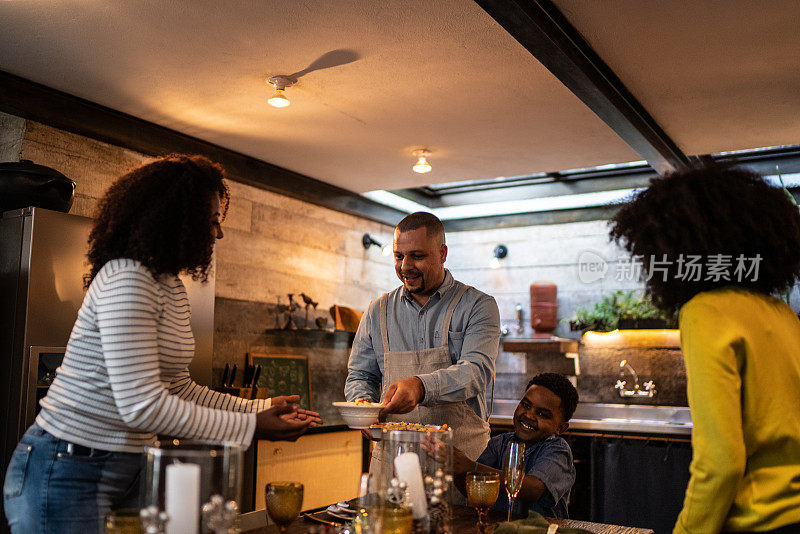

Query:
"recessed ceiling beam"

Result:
[[418, 170, 656, 207], [474, 0, 691, 175]]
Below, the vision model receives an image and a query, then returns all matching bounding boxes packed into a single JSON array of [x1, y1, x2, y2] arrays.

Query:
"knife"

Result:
[[251, 365, 261, 388], [228, 364, 237, 387], [221, 363, 229, 388], [242, 364, 253, 388]]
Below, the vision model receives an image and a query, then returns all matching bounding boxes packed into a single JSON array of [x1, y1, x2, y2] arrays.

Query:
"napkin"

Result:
[[494, 512, 592, 534]]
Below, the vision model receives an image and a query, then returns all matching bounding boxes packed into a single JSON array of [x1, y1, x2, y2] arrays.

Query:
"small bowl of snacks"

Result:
[[333, 399, 383, 429]]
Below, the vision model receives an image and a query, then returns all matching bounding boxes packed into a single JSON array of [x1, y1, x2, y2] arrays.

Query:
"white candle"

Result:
[[165, 462, 201, 534], [394, 452, 428, 520]]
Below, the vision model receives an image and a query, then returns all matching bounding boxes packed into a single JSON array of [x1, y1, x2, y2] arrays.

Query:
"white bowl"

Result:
[[333, 401, 382, 429]]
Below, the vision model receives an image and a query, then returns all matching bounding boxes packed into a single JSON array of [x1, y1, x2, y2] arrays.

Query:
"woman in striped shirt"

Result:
[[3, 155, 320, 533]]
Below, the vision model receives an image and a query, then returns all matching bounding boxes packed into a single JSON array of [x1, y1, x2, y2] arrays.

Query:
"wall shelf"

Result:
[[502, 336, 579, 354]]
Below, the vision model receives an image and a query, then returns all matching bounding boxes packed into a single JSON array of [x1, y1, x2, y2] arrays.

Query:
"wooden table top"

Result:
[[245, 505, 654, 534]]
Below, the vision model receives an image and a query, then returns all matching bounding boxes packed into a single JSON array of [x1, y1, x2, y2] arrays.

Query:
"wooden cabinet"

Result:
[[255, 430, 362, 511]]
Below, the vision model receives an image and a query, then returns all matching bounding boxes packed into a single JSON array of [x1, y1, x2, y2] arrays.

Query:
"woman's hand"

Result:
[[270, 395, 300, 408], [254, 404, 315, 441], [270, 395, 323, 426]]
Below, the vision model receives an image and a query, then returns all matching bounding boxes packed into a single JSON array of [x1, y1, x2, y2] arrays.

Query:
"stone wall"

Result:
[[2, 112, 397, 401], [445, 222, 667, 404], [445, 221, 644, 339], [446, 222, 799, 407], [9, 111, 798, 411]]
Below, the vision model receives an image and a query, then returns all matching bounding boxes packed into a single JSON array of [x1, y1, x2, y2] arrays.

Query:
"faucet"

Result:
[[515, 303, 525, 335], [614, 360, 657, 397]]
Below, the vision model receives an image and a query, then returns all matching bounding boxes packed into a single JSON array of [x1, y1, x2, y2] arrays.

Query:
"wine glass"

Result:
[[466, 472, 501, 533], [502, 441, 526, 521], [265, 482, 303, 533]]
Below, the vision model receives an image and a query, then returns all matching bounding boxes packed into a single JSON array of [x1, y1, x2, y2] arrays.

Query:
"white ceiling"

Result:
[[554, 0, 800, 156], [1, 1, 798, 194]]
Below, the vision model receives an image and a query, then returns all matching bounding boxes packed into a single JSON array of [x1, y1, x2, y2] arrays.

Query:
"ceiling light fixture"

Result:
[[412, 149, 432, 173], [490, 244, 508, 269], [267, 75, 295, 108], [362, 233, 392, 256]]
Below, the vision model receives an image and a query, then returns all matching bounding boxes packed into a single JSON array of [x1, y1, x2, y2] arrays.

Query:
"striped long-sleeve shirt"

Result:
[[36, 259, 271, 453]]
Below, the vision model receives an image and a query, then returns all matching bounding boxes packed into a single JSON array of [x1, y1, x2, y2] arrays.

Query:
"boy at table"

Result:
[[451, 372, 578, 518]]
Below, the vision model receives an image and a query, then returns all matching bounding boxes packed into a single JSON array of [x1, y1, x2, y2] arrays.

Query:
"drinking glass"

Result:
[[381, 503, 413, 534], [264, 482, 304, 533], [466, 472, 500, 533], [104, 509, 141, 534], [502, 441, 526, 521]]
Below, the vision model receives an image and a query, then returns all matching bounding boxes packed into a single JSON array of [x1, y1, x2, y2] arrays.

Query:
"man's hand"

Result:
[[379, 377, 424, 418], [254, 404, 314, 441], [451, 446, 475, 475]]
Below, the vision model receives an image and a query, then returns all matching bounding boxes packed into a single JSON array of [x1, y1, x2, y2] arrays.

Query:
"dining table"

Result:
[[243, 504, 655, 533]]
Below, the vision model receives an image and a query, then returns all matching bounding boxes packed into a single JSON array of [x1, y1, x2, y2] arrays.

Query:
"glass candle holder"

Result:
[[143, 439, 243, 534], [380, 427, 453, 533]]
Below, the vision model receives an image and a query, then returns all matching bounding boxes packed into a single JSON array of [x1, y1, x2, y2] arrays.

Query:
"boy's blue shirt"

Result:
[[476, 431, 575, 518]]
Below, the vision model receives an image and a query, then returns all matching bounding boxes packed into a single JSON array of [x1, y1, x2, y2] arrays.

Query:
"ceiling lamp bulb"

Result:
[[412, 149, 432, 173], [268, 88, 290, 108], [267, 75, 296, 108]]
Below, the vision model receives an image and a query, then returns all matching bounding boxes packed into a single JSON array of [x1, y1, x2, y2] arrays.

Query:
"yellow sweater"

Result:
[[674, 288, 800, 534]]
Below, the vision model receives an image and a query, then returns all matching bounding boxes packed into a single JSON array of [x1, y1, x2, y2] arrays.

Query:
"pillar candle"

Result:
[[394, 452, 428, 519], [165, 462, 201, 534]]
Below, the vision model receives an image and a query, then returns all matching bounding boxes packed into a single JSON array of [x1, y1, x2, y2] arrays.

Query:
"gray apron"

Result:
[[369, 284, 491, 483]]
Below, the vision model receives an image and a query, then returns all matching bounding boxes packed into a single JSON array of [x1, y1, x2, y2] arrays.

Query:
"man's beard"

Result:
[[402, 272, 426, 293]]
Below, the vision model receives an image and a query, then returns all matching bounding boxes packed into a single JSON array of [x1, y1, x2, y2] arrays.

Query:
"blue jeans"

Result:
[[3, 423, 143, 533]]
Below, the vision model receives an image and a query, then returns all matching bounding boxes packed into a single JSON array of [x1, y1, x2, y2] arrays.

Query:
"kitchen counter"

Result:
[[490, 401, 692, 436]]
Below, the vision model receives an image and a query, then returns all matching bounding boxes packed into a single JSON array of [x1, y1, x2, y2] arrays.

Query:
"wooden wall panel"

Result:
[[255, 431, 362, 512]]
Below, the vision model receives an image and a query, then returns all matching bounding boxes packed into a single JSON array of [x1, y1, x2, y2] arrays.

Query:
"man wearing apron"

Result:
[[344, 212, 500, 485]]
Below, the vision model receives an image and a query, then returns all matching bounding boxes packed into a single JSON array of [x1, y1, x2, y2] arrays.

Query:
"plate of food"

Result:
[[369, 421, 450, 440], [332, 399, 383, 429]]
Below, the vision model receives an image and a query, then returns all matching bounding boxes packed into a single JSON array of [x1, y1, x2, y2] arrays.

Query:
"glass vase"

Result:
[[143, 439, 243, 534], [380, 427, 453, 533]]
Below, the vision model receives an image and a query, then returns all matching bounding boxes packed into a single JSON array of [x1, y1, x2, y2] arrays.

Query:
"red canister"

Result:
[[530, 282, 558, 336]]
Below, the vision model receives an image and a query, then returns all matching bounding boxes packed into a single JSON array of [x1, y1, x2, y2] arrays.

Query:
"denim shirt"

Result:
[[344, 270, 500, 420], [477, 432, 575, 518]]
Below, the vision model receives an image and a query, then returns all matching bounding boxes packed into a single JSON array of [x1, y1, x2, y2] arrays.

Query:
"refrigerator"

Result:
[[0, 207, 216, 528]]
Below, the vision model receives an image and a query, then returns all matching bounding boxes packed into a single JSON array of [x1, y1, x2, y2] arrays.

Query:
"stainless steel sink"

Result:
[[490, 401, 692, 436]]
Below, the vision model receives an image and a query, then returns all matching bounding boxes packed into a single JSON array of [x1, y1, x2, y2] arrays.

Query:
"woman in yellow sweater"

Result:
[[609, 165, 800, 534]]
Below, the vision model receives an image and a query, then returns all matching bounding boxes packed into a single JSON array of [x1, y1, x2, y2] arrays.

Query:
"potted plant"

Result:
[[569, 290, 677, 333]]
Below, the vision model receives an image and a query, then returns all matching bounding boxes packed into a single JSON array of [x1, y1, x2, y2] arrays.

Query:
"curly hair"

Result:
[[85, 154, 229, 287], [525, 373, 579, 421], [609, 165, 800, 313]]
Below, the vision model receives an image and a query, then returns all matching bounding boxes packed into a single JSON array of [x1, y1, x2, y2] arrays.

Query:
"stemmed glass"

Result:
[[466, 472, 501, 533], [265, 482, 303, 533], [502, 441, 526, 521]]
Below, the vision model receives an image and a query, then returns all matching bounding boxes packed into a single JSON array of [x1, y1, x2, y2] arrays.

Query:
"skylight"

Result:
[[365, 171, 800, 220]]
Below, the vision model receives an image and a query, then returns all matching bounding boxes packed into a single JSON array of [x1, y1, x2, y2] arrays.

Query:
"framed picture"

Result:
[[247, 353, 311, 410]]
